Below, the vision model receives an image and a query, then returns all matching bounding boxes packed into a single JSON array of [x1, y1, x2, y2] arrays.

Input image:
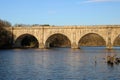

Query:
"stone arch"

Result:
[[14, 34, 39, 48], [78, 33, 106, 47], [45, 33, 71, 48], [113, 34, 120, 46]]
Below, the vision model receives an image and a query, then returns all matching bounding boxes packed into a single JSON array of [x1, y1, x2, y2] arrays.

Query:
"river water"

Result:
[[0, 47, 120, 80]]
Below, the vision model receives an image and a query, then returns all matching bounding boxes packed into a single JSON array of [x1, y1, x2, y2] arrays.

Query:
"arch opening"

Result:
[[15, 34, 39, 48], [79, 33, 106, 47], [45, 34, 71, 48], [113, 34, 120, 47]]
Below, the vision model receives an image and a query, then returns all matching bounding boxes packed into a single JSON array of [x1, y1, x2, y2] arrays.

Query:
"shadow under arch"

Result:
[[78, 33, 106, 48], [14, 34, 39, 48], [113, 34, 120, 47], [45, 33, 71, 48]]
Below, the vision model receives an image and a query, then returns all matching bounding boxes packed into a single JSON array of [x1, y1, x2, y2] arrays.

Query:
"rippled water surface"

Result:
[[0, 47, 120, 80]]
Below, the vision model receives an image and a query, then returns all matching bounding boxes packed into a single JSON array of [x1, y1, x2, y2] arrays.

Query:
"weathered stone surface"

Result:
[[4, 25, 120, 49]]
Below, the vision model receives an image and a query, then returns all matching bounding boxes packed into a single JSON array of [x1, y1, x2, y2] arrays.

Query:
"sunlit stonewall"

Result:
[[3, 25, 120, 49]]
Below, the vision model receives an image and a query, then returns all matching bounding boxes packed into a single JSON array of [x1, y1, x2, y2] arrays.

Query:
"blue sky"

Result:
[[0, 0, 120, 25]]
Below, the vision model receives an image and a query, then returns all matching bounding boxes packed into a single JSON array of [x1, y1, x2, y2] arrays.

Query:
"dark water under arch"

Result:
[[45, 33, 71, 48], [15, 34, 39, 48]]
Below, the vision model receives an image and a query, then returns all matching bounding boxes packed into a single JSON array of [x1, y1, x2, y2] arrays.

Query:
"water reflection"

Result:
[[0, 47, 120, 80]]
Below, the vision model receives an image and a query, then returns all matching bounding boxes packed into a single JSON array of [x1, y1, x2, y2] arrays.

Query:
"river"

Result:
[[0, 47, 120, 80]]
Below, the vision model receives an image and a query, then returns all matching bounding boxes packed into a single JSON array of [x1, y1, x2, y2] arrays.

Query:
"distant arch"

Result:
[[113, 34, 120, 46], [45, 33, 71, 48], [14, 34, 39, 48], [78, 33, 106, 47]]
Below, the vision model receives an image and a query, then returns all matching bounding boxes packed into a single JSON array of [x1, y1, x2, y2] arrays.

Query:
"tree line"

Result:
[[0, 19, 12, 49]]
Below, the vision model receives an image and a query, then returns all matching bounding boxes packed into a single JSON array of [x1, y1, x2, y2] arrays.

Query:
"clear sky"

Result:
[[0, 0, 120, 25]]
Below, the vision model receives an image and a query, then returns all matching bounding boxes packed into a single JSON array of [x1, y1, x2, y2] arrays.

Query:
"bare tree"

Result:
[[0, 19, 11, 27], [0, 19, 12, 49]]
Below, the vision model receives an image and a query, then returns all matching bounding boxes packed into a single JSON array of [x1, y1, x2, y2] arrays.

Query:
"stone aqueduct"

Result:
[[6, 25, 120, 49]]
